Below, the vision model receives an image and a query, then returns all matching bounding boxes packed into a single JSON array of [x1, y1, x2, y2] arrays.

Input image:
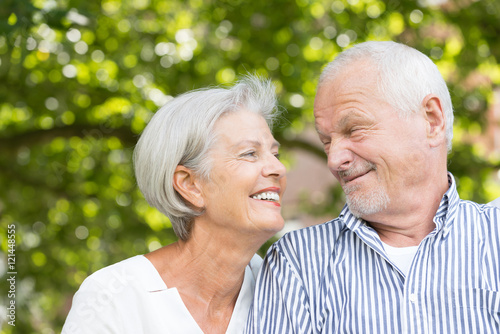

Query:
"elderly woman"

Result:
[[62, 75, 286, 333]]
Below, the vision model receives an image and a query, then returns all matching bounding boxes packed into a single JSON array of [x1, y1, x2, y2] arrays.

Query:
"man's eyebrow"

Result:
[[338, 111, 369, 129], [315, 124, 327, 137], [315, 111, 366, 138], [338, 112, 355, 129]]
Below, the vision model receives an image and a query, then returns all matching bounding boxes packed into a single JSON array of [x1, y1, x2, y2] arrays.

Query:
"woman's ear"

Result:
[[422, 94, 446, 148], [172, 165, 205, 209]]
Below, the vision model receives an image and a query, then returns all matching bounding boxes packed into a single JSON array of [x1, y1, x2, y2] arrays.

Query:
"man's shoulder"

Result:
[[262, 219, 347, 284], [454, 199, 500, 230], [458, 198, 500, 214], [281, 217, 342, 238], [273, 218, 345, 255], [487, 197, 500, 208]]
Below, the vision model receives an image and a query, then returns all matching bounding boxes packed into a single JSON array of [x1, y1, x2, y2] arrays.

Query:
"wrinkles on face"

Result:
[[338, 160, 377, 190], [314, 61, 433, 221], [338, 159, 389, 218], [316, 97, 381, 150], [197, 110, 286, 237]]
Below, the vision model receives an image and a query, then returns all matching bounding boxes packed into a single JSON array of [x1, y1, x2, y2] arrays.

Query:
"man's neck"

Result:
[[371, 221, 436, 247], [363, 171, 450, 247]]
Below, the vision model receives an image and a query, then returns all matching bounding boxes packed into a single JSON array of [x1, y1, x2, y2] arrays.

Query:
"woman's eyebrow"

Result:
[[231, 140, 280, 149], [231, 140, 262, 149]]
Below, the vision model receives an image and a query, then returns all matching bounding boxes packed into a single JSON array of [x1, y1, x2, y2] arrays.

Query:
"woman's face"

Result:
[[199, 110, 286, 237]]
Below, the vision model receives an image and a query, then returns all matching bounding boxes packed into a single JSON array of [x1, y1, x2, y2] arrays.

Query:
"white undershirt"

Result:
[[381, 241, 419, 277]]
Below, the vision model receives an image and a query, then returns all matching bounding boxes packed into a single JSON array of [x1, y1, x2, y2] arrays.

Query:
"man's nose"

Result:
[[327, 139, 355, 174]]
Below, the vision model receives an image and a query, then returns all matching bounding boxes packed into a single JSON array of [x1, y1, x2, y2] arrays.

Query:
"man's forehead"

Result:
[[315, 108, 368, 128]]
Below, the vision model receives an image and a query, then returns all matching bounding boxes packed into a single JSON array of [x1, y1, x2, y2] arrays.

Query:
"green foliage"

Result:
[[1, 0, 500, 332]]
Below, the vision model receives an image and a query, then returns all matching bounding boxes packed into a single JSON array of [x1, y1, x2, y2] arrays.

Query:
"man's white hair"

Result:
[[319, 41, 454, 152]]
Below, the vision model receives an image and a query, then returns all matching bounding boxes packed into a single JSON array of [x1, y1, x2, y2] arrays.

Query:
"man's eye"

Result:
[[274, 153, 281, 160], [322, 142, 330, 154], [350, 126, 365, 134]]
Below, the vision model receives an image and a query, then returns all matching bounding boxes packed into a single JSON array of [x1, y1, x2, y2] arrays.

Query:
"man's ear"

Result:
[[172, 165, 205, 209], [422, 94, 446, 148]]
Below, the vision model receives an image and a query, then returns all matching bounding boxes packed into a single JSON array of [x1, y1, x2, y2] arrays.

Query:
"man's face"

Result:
[[314, 61, 430, 220]]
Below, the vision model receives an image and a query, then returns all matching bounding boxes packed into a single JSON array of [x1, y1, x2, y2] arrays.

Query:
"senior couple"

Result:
[[63, 41, 500, 333]]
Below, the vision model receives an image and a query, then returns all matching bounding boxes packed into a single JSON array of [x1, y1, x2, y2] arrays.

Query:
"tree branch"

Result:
[[276, 135, 327, 161], [0, 124, 139, 153], [1, 125, 328, 160]]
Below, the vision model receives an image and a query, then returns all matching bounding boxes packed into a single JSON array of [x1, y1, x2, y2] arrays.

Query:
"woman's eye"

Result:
[[274, 153, 280, 160], [242, 151, 257, 158]]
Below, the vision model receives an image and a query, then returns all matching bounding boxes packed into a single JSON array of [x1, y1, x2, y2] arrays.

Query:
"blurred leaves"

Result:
[[1, 0, 500, 332]]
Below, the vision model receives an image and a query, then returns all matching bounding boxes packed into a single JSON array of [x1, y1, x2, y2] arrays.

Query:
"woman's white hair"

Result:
[[319, 41, 454, 152], [133, 75, 279, 240]]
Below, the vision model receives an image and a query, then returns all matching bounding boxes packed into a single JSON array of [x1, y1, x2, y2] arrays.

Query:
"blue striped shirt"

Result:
[[246, 174, 500, 333]]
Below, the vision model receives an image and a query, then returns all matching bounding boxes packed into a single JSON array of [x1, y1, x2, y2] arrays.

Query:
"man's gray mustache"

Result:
[[338, 161, 377, 180]]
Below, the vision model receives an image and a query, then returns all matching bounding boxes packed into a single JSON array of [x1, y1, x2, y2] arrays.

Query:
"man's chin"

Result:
[[346, 192, 390, 218], [342, 184, 360, 196]]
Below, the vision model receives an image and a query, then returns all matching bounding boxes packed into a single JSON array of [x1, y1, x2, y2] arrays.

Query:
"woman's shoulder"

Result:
[[62, 256, 154, 333], [77, 255, 167, 297], [81, 255, 148, 288]]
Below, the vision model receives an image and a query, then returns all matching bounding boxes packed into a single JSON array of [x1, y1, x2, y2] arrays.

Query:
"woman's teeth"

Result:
[[251, 192, 279, 202]]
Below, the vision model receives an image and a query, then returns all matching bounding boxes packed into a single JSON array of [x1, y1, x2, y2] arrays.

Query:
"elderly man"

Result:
[[246, 41, 500, 333]]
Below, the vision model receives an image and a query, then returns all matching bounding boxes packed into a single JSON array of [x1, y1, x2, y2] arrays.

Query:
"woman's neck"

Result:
[[145, 223, 261, 333]]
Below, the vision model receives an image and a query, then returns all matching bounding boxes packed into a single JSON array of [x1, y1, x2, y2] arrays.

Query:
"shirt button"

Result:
[[409, 293, 417, 303]]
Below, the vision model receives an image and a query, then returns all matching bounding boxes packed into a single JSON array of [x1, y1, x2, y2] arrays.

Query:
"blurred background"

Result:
[[1, 0, 500, 332]]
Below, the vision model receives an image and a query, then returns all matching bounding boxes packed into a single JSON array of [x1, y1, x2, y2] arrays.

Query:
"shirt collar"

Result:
[[436, 172, 460, 235], [338, 205, 366, 233], [339, 172, 460, 235]]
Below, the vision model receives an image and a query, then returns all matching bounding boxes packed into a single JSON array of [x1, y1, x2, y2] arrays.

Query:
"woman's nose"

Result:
[[263, 154, 286, 179]]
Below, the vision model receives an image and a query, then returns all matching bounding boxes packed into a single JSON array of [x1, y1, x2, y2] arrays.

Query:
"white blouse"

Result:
[[62, 254, 262, 333]]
